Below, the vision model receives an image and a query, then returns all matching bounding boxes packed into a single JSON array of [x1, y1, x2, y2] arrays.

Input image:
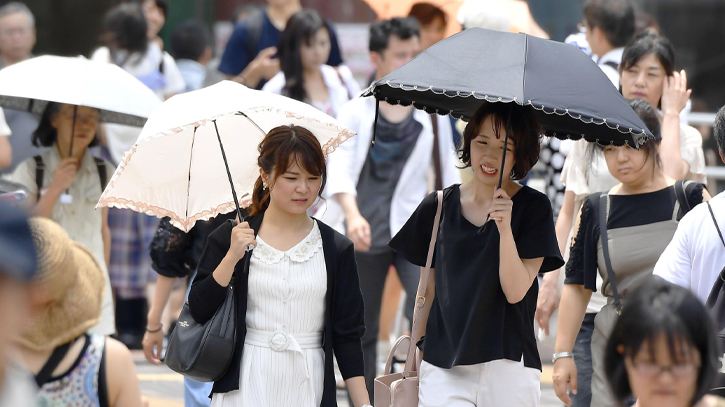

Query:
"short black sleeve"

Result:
[[685, 182, 705, 215], [565, 196, 599, 290], [514, 190, 564, 273], [150, 217, 194, 278], [389, 191, 439, 267]]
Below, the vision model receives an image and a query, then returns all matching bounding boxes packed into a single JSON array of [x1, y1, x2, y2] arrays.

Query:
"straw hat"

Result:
[[15, 218, 105, 351]]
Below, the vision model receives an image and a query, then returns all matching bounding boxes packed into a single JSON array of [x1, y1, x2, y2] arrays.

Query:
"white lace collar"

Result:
[[253, 221, 323, 265]]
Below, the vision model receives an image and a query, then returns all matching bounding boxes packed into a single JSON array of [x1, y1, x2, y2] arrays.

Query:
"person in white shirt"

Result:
[[322, 17, 460, 398], [262, 9, 359, 118], [654, 106, 725, 303]]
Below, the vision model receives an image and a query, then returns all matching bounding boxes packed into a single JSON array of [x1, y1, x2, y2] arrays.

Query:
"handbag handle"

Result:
[[403, 190, 443, 376], [599, 193, 622, 315]]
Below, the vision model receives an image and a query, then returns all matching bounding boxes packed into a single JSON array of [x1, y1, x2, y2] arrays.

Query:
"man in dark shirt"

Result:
[[218, 0, 343, 90]]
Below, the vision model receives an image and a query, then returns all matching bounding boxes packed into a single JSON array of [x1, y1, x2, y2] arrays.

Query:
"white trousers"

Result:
[[418, 358, 541, 407]]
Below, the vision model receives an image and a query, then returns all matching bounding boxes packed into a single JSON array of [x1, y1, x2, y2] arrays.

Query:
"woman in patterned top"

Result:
[[17, 217, 142, 407]]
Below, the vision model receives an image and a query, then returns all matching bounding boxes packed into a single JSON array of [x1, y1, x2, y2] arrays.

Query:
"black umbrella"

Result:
[[363, 28, 653, 146], [362, 28, 654, 231]]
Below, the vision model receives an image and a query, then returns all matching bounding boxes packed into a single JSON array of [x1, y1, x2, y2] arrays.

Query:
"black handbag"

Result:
[[165, 273, 237, 382]]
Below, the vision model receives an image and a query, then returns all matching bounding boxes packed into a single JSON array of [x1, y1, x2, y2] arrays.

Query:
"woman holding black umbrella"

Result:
[[552, 99, 710, 407], [390, 101, 564, 406]]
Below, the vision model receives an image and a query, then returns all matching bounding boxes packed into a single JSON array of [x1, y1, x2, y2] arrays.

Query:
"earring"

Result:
[[263, 181, 268, 190]]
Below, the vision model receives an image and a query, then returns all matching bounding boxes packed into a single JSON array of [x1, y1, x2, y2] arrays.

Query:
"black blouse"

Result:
[[390, 185, 564, 370], [565, 183, 705, 291], [187, 214, 365, 405]]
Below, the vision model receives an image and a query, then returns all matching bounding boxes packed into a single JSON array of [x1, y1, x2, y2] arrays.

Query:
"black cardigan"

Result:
[[187, 213, 365, 404]]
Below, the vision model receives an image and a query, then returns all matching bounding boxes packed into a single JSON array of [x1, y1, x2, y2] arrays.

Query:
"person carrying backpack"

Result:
[[3, 102, 116, 337]]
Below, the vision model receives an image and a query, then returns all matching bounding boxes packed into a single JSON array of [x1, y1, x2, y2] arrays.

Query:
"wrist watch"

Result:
[[552, 351, 574, 363]]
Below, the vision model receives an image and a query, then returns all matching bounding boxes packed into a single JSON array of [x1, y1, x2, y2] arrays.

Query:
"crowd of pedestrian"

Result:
[[0, 0, 724, 407]]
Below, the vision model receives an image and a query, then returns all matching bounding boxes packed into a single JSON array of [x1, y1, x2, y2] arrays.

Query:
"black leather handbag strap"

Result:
[[35, 340, 72, 387], [599, 193, 623, 315]]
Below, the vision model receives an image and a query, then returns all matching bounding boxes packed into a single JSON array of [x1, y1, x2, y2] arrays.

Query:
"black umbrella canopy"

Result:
[[362, 27, 654, 147]]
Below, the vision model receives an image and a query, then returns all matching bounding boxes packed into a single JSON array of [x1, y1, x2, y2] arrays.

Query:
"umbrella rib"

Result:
[[237, 111, 265, 134], [213, 119, 245, 223], [185, 127, 197, 221]]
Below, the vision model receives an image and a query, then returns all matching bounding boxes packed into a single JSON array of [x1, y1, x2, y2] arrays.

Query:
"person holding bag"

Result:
[[552, 99, 710, 407], [389, 102, 564, 407], [187, 125, 371, 407]]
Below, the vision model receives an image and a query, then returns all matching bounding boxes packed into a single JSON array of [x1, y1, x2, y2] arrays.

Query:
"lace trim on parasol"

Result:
[[138, 107, 356, 157], [97, 108, 355, 231], [97, 195, 252, 232], [362, 82, 651, 148]]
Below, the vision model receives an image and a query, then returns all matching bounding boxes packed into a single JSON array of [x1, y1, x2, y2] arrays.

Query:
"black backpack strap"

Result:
[[675, 180, 693, 217], [602, 61, 619, 71], [245, 9, 265, 67], [94, 157, 107, 191], [707, 202, 725, 249], [33, 155, 44, 201], [98, 337, 110, 407], [599, 193, 623, 315], [35, 341, 72, 387]]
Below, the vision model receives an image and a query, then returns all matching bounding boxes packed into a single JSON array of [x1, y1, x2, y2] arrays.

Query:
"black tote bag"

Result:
[[165, 281, 237, 382]]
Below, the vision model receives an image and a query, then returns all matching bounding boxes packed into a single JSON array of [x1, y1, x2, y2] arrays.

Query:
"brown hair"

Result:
[[248, 125, 327, 217], [408, 3, 447, 26], [458, 102, 542, 180]]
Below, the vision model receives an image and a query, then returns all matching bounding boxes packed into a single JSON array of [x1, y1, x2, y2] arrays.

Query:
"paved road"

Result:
[[134, 351, 563, 407]]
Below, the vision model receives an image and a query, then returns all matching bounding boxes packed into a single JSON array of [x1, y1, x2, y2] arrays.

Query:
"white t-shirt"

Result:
[[653, 191, 725, 303], [0, 108, 11, 137]]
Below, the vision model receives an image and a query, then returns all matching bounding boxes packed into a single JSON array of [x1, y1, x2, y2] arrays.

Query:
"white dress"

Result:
[[211, 221, 327, 407]]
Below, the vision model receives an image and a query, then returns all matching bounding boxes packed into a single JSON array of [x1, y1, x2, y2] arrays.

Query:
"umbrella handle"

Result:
[[68, 105, 77, 158], [212, 120, 245, 224], [478, 111, 512, 235]]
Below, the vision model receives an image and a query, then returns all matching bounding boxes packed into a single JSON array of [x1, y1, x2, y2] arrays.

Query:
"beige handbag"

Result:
[[374, 191, 443, 407]]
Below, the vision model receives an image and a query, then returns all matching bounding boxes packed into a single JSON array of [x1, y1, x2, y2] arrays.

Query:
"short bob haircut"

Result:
[[458, 102, 542, 181], [605, 276, 719, 406], [278, 9, 330, 102], [32, 103, 100, 148], [589, 98, 661, 170]]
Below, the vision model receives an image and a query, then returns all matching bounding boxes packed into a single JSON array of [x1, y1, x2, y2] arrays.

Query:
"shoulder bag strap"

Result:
[[35, 340, 72, 387], [93, 157, 107, 191], [707, 202, 725, 249], [599, 192, 623, 315], [429, 114, 443, 191], [33, 155, 44, 202], [404, 190, 443, 375]]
